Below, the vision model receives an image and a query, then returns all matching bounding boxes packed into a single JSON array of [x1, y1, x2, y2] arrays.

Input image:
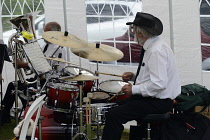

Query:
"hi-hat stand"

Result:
[[72, 80, 89, 140]]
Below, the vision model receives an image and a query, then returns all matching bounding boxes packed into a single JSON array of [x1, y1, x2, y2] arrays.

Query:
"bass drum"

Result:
[[62, 66, 95, 96]]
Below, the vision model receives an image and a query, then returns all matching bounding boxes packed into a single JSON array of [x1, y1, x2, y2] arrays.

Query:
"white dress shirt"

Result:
[[42, 43, 67, 72], [132, 36, 181, 100]]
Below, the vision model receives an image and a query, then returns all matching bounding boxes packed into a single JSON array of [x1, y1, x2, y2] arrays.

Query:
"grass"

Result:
[[0, 120, 16, 140], [0, 120, 130, 140]]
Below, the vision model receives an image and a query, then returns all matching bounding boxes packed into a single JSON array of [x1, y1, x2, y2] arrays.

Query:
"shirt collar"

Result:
[[143, 36, 158, 50]]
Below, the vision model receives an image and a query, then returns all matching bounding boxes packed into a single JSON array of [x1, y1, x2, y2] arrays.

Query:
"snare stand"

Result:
[[72, 81, 89, 140]]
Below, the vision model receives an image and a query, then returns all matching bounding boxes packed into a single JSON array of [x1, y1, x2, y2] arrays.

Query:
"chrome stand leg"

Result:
[[72, 82, 89, 140]]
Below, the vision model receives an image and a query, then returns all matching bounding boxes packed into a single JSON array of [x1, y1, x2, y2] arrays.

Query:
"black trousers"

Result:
[[101, 95, 173, 140]]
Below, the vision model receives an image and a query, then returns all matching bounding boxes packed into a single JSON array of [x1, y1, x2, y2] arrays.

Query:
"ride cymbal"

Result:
[[41, 57, 77, 65], [42, 31, 88, 48], [71, 43, 124, 61], [59, 74, 99, 81]]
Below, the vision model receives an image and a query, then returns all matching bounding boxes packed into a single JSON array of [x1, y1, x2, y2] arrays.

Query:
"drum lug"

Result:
[[54, 100, 57, 106], [69, 102, 72, 109], [56, 90, 59, 97], [71, 93, 74, 100]]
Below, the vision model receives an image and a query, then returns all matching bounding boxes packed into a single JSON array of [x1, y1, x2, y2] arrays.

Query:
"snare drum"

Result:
[[46, 82, 79, 111], [99, 80, 133, 102], [82, 103, 117, 125], [62, 66, 95, 96]]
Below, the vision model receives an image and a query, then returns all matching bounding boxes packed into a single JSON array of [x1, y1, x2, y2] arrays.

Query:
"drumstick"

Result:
[[88, 101, 91, 124], [108, 90, 122, 101], [87, 93, 93, 124], [86, 102, 89, 124], [97, 72, 123, 77], [83, 97, 90, 124], [108, 83, 132, 101]]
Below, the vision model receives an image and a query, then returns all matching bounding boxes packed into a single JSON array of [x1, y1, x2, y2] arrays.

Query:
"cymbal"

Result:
[[42, 31, 88, 48], [71, 43, 124, 61], [59, 74, 99, 81], [41, 57, 77, 65]]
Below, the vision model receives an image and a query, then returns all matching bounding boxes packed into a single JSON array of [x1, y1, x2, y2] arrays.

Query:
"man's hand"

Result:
[[122, 72, 133, 82], [121, 84, 132, 96], [13, 59, 29, 69]]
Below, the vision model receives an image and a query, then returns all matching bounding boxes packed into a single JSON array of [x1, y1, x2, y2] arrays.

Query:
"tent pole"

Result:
[[63, 0, 71, 63], [169, 0, 175, 52]]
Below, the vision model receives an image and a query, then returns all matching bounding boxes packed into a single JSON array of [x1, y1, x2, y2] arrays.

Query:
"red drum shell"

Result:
[[46, 82, 79, 111]]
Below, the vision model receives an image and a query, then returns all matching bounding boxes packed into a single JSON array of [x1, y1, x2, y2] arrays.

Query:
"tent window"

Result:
[[85, 0, 142, 66], [1, 0, 45, 48], [200, 0, 210, 64]]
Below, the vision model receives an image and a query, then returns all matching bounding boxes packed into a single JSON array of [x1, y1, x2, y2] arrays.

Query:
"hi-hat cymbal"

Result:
[[41, 57, 77, 65], [71, 43, 124, 61], [59, 74, 99, 81], [42, 31, 88, 48]]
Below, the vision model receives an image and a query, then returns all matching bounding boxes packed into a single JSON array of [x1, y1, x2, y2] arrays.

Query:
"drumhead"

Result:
[[99, 80, 133, 94]]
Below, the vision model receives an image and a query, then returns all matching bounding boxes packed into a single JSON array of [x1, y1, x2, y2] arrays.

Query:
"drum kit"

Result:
[[39, 31, 130, 140]]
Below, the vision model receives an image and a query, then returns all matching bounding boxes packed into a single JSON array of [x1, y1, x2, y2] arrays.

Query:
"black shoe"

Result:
[[1, 111, 11, 124]]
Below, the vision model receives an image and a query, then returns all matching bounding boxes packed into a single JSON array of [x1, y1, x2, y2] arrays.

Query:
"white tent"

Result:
[[1, 0, 210, 136], [42, 0, 204, 86], [0, 0, 208, 91]]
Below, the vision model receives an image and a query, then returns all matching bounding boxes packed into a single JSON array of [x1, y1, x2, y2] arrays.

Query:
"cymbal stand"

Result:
[[94, 44, 100, 91], [72, 81, 89, 140], [95, 61, 99, 90], [13, 33, 21, 125]]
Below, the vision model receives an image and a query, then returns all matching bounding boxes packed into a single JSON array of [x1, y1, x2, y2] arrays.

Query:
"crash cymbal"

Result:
[[41, 57, 77, 65], [59, 74, 99, 81], [42, 31, 88, 48], [71, 43, 124, 61]]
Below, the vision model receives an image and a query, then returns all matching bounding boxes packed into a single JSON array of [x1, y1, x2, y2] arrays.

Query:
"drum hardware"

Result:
[[72, 81, 89, 140], [59, 74, 98, 140]]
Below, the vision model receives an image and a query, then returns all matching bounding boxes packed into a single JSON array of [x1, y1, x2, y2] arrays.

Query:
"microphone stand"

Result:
[[13, 33, 21, 125]]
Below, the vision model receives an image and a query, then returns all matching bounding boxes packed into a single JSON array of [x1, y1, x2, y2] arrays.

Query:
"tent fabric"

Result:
[[142, 0, 202, 85], [0, 0, 207, 91]]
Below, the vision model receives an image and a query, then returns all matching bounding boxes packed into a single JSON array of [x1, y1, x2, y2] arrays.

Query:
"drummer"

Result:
[[101, 12, 181, 140], [1, 22, 67, 124]]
